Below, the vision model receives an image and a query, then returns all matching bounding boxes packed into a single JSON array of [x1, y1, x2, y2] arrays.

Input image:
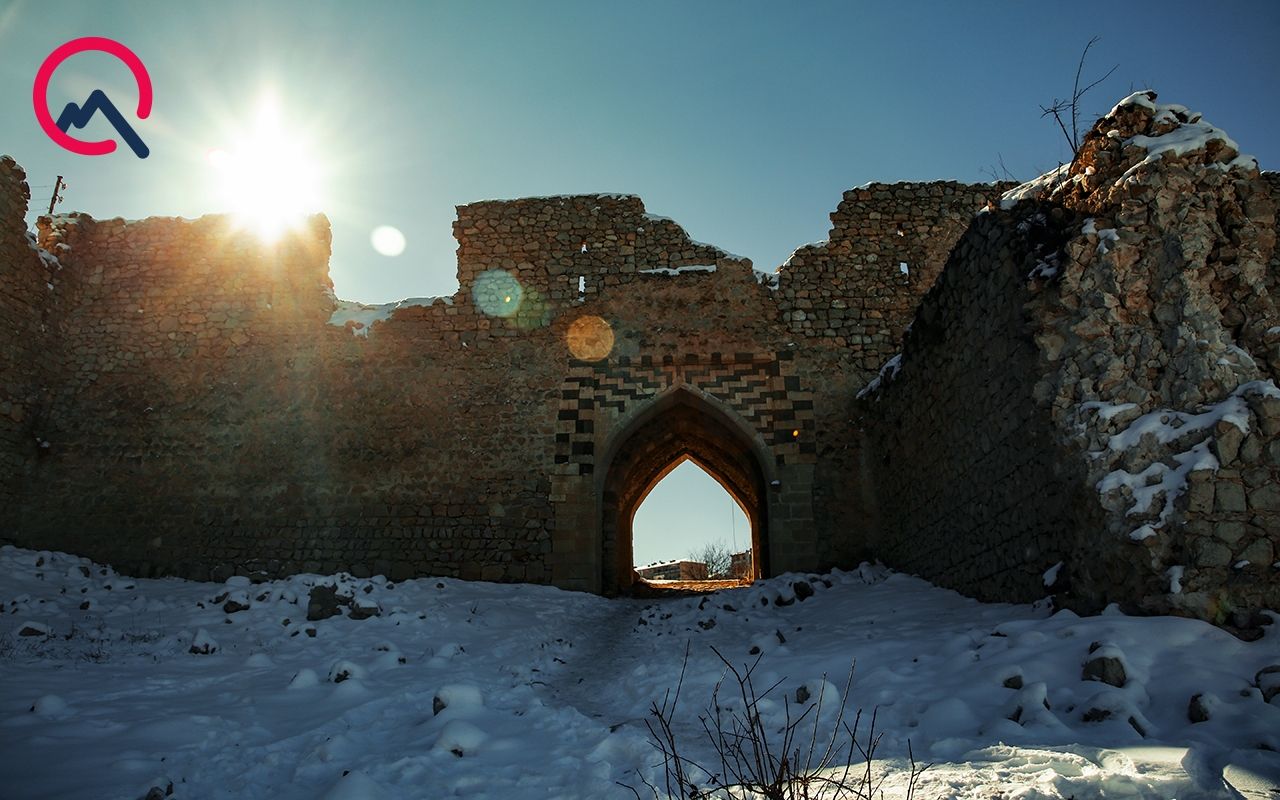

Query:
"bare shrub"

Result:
[[625, 646, 930, 799], [1040, 37, 1118, 155]]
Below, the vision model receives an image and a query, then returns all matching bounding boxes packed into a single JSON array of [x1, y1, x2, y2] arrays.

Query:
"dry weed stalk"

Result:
[[624, 645, 931, 799]]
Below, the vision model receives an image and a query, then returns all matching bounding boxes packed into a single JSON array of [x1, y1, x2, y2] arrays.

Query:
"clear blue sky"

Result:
[[3, 1, 1277, 566]]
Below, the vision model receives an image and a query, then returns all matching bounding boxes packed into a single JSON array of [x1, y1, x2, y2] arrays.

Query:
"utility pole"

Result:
[[47, 176, 64, 216]]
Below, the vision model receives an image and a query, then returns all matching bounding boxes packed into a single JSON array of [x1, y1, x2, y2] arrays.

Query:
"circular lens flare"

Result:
[[371, 225, 406, 256], [205, 147, 231, 170], [567, 316, 615, 361], [473, 269, 523, 317]]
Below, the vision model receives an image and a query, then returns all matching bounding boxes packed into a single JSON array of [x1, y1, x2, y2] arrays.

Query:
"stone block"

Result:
[[1266, 439, 1280, 467], [1191, 538, 1232, 567], [1185, 478, 1214, 513], [1236, 539, 1273, 567], [480, 564, 505, 582], [1215, 481, 1247, 513], [1249, 483, 1280, 511], [1243, 466, 1271, 488], [1253, 514, 1280, 536], [1254, 395, 1280, 422], [1183, 518, 1213, 536], [1212, 521, 1246, 545], [1212, 424, 1244, 465]]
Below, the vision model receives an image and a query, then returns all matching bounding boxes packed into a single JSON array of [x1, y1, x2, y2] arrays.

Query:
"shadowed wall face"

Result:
[[0, 161, 1011, 601], [0, 157, 65, 528], [859, 98, 1280, 630]]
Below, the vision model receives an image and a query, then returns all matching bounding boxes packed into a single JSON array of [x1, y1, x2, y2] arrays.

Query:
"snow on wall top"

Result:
[[25, 231, 60, 271], [1112, 91, 1257, 182], [636, 264, 717, 277], [467, 192, 641, 205], [1000, 91, 1258, 210], [999, 164, 1071, 210], [327, 294, 454, 337]]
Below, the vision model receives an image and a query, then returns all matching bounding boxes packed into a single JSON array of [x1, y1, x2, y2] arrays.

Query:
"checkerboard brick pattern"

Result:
[[554, 351, 815, 477]]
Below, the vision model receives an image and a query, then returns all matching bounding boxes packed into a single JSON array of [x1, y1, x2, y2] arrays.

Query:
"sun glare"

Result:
[[207, 94, 324, 241]]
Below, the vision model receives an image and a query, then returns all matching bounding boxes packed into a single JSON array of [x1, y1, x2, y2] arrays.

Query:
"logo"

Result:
[[33, 37, 152, 158]]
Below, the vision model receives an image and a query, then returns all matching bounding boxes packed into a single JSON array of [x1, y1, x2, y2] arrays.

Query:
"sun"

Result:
[[206, 93, 324, 241]]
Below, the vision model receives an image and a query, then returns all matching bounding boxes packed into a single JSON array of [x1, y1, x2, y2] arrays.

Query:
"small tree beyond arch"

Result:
[[632, 458, 754, 576], [598, 390, 771, 594]]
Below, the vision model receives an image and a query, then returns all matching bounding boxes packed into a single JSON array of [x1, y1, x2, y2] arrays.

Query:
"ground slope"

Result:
[[1, 545, 1278, 799]]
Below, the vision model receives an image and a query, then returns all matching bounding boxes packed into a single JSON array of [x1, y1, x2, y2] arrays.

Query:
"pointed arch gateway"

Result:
[[599, 388, 774, 595]]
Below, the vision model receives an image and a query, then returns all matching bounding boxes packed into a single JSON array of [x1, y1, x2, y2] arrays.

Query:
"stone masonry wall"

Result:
[[37, 132, 1255, 619], [780, 181, 1015, 371], [779, 182, 1013, 568], [17, 212, 341, 578], [1026, 95, 1279, 629], [0, 157, 64, 532], [857, 207, 1087, 604], [430, 195, 798, 589], [0, 177, 1011, 588], [861, 93, 1279, 631]]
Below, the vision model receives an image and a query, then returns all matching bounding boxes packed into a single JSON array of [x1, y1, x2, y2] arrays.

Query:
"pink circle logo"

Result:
[[33, 37, 152, 158]]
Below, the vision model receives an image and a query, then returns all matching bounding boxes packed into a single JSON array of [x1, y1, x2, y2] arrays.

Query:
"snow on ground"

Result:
[[1, 546, 1278, 799]]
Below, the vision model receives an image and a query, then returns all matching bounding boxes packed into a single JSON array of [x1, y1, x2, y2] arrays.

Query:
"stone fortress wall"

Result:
[[0, 157, 64, 525], [861, 93, 1279, 632], [1, 91, 1276, 629], [0, 154, 1004, 593]]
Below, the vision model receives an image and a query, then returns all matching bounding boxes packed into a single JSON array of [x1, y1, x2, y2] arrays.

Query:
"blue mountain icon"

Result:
[[56, 89, 149, 158]]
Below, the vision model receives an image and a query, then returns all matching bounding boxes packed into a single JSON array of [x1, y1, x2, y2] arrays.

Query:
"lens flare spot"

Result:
[[205, 147, 231, 170], [371, 225, 406, 257], [567, 316, 615, 361], [473, 269, 524, 318]]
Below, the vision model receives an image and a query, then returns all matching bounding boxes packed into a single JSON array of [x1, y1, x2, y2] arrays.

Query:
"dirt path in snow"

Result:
[[541, 595, 658, 728]]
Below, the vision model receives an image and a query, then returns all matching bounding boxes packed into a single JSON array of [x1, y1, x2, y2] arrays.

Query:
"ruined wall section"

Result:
[[778, 181, 1014, 568], [13, 206, 569, 582], [37, 213, 334, 381], [863, 93, 1279, 630], [371, 189, 1010, 575], [778, 181, 1013, 371], [856, 208, 1086, 603], [438, 195, 799, 587], [0, 157, 65, 530], [6, 168, 1006, 590], [444, 194, 754, 338], [11, 192, 806, 585], [1025, 95, 1278, 627], [12, 213, 336, 577]]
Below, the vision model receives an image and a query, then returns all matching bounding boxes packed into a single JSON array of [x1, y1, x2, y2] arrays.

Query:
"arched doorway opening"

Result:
[[632, 459, 753, 578], [599, 389, 771, 595]]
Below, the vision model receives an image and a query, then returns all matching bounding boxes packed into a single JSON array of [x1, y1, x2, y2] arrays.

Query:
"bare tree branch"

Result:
[[688, 540, 733, 579], [1041, 36, 1119, 154]]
